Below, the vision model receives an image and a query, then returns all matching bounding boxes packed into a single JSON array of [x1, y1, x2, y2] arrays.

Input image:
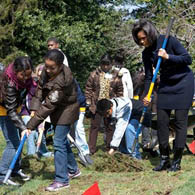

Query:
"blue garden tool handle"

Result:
[[150, 17, 175, 86], [132, 17, 175, 152], [3, 134, 27, 184]]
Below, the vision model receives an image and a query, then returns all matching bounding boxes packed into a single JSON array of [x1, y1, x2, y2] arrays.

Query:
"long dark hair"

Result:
[[13, 56, 33, 72], [132, 19, 159, 46], [0, 56, 33, 101]]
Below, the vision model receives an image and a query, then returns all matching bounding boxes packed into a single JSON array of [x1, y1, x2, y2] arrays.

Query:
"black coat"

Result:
[[143, 35, 194, 109]]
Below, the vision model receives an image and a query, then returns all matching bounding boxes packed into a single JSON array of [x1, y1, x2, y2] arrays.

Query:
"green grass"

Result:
[[0, 126, 195, 195]]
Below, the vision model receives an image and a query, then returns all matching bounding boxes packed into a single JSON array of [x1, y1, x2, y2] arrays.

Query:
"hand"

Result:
[[143, 95, 151, 106], [30, 111, 35, 117], [108, 148, 115, 155], [21, 129, 31, 140], [38, 127, 44, 134], [108, 117, 117, 126], [158, 48, 169, 60]]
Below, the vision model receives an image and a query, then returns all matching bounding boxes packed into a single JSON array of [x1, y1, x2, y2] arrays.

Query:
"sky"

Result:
[[117, 4, 139, 13]]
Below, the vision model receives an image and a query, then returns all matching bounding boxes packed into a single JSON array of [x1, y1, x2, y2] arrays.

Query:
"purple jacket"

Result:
[[20, 80, 37, 116]]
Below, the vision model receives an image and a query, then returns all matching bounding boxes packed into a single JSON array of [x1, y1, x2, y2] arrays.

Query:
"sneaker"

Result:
[[11, 169, 31, 181], [84, 154, 93, 165], [45, 181, 69, 192], [41, 152, 54, 158], [0, 178, 20, 186], [69, 169, 81, 179]]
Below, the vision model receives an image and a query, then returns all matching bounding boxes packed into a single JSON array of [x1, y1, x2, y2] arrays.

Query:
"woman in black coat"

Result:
[[132, 19, 194, 172]]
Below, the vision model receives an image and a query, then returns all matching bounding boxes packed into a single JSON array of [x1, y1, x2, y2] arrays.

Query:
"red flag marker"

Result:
[[82, 182, 101, 195], [188, 141, 195, 154]]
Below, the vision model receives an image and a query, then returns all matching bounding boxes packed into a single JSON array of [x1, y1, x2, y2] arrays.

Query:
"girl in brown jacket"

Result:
[[26, 49, 80, 192], [85, 54, 123, 154]]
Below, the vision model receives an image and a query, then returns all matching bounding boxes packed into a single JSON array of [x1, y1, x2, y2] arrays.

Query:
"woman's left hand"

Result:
[[143, 95, 151, 106], [158, 48, 169, 60]]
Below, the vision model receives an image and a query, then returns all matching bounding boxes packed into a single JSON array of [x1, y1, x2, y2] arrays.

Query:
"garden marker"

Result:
[[82, 182, 101, 195]]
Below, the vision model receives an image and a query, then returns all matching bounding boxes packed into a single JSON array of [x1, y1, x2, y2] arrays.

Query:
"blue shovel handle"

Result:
[[3, 134, 27, 184]]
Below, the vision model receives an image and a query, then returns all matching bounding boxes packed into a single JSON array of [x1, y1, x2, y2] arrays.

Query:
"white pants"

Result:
[[73, 111, 90, 155]]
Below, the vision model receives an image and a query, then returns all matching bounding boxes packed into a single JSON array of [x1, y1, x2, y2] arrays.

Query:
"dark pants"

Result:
[[157, 109, 189, 149], [89, 112, 114, 154]]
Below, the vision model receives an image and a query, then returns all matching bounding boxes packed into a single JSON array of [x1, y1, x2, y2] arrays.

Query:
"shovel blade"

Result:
[[78, 152, 89, 167]]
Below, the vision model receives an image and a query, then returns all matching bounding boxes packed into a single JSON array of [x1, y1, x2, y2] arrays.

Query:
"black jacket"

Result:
[[143, 35, 194, 109]]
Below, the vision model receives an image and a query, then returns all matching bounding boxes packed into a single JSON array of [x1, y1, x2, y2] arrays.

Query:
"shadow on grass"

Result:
[[21, 155, 54, 180]]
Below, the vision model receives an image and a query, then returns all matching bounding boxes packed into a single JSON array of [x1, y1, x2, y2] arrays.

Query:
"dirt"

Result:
[[92, 152, 143, 172]]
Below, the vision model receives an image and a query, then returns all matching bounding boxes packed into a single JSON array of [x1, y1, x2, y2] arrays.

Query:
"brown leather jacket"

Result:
[[0, 78, 28, 131], [27, 66, 79, 130], [85, 67, 123, 114]]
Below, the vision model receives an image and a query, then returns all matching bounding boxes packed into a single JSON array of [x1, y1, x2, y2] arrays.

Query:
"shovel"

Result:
[[3, 134, 27, 184], [36, 129, 44, 153], [67, 133, 92, 167]]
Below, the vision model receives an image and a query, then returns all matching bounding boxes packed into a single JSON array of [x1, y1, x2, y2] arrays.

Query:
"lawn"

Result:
[[0, 124, 194, 195]]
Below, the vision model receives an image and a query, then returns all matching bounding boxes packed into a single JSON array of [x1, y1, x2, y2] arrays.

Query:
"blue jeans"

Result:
[[22, 116, 51, 156], [54, 125, 78, 183], [119, 119, 142, 159], [0, 116, 21, 180], [73, 111, 90, 155]]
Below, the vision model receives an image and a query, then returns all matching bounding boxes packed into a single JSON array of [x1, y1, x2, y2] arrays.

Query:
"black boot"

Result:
[[168, 148, 183, 172], [153, 146, 170, 171]]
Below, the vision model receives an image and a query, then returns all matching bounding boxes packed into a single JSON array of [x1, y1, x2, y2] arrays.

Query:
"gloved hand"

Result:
[[107, 117, 117, 126], [85, 104, 93, 118]]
